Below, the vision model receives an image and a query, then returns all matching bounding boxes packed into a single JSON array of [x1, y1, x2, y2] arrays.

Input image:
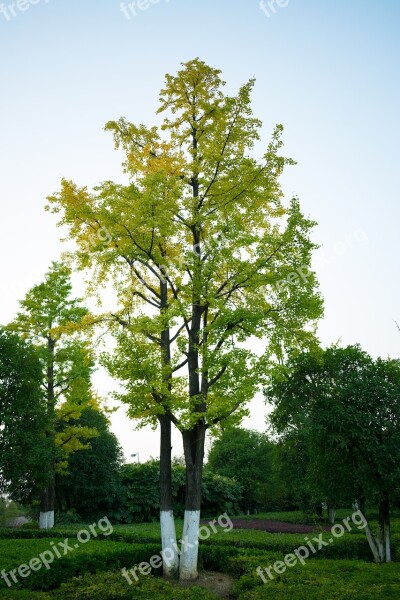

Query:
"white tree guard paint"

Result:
[[179, 510, 200, 580], [160, 511, 179, 576], [364, 524, 384, 563], [39, 511, 54, 530]]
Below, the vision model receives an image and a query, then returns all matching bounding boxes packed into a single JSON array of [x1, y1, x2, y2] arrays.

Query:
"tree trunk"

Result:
[[379, 492, 391, 563], [315, 503, 323, 518], [179, 425, 206, 580], [159, 414, 179, 578], [39, 477, 55, 529], [361, 494, 391, 563], [40, 338, 56, 530]]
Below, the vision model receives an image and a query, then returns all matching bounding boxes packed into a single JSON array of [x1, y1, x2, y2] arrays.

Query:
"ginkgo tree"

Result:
[[10, 262, 98, 529], [47, 58, 323, 578]]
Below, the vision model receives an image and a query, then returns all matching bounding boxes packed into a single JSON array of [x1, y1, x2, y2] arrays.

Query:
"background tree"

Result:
[[269, 431, 313, 513], [0, 328, 49, 504], [207, 427, 273, 513], [55, 407, 124, 521], [268, 345, 400, 563], [10, 262, 98, 529], [47, 58, 323, 578]]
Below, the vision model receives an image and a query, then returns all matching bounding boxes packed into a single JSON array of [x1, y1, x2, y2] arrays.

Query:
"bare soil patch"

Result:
[[178, 571, 234, 599]]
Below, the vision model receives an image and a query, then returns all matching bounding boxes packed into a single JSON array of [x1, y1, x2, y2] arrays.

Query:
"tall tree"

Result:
[[0, 328, 49, 503], [47, 58, 322, 578], [268, 345, 400, 563], [10, 262, 98, 529]]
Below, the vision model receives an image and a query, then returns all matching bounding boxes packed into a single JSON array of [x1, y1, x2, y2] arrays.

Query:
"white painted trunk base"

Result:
[[39, 511, 54, 530], [160, 511, 179, 577], [179, 510, 200, 580]]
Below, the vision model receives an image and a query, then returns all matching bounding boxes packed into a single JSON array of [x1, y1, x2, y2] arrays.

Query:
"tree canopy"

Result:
[[267, 345, 400, 562]]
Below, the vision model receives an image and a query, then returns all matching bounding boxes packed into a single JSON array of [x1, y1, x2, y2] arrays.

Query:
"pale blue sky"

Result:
[[1, 0, 399, 460]]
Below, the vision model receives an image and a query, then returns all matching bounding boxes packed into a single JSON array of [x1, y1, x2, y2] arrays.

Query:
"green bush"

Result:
[[0, 539, 161, 591], [120, 460, 241, 523], [233, 558, 400, 599], [202, 529, 375, 561], [50, 571, 217, 599], [0, 591, 50, 600]]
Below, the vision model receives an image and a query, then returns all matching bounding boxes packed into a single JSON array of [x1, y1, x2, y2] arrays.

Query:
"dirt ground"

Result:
[[226, 517, 330, 533], [178, 571, 234, 598]]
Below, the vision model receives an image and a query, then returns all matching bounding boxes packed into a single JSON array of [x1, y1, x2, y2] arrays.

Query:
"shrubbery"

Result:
[[120, 460, 241, 522], [0, 540, 161, 591], [233, 559, 400, 599], [50, 571, 217, 599]]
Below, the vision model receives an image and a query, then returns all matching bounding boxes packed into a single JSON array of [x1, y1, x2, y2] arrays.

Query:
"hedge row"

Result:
[[0, 540, 161, 591], [0, 572, 217, 600], [233, 559, 400, 599]]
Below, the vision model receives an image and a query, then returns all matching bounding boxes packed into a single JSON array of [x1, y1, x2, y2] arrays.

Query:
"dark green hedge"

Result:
[[51, 571, 217, 599], [0, 540, 161, 591], [234, 559, 400, 599]]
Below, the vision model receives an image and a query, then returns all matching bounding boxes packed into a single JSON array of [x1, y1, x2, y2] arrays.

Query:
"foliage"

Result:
[[51, 571, 217, 599], [234, 559, 400, 599], [0, 328, 49, 502], [8, 263, 99, 515], [267, 432, 313, 512], [267, 345, 400, 561], [55, 408, 125, 521], [0, 499, 26, 528], [0, 539, 161, 591], [120, 460, 241, 522], [207, 428, 273, 512], [46, 61, 322, 527], [10, 262, 98, 474], [268, 346, 400, 507]]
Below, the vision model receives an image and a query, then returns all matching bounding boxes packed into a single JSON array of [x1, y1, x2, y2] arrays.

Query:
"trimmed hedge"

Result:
[[0, 592, 50, 600], [51, 571, 217, 599], [233, 558, 400, 599], [0, 539, 161, 591]]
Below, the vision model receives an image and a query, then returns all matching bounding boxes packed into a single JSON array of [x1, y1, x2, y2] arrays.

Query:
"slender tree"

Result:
[[47, 58, 322, 578], [10, 262, 98, 529]]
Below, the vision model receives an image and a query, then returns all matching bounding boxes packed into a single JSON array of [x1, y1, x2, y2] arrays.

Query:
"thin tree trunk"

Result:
[[379, 492, 391, 562], [40, 337, 56, 530], [159, 414, 179, 578], [179, 425, 206, 580], [39, 478, 55, 529], [159, 279, 179, 577], [360, 496, 391, 563]]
